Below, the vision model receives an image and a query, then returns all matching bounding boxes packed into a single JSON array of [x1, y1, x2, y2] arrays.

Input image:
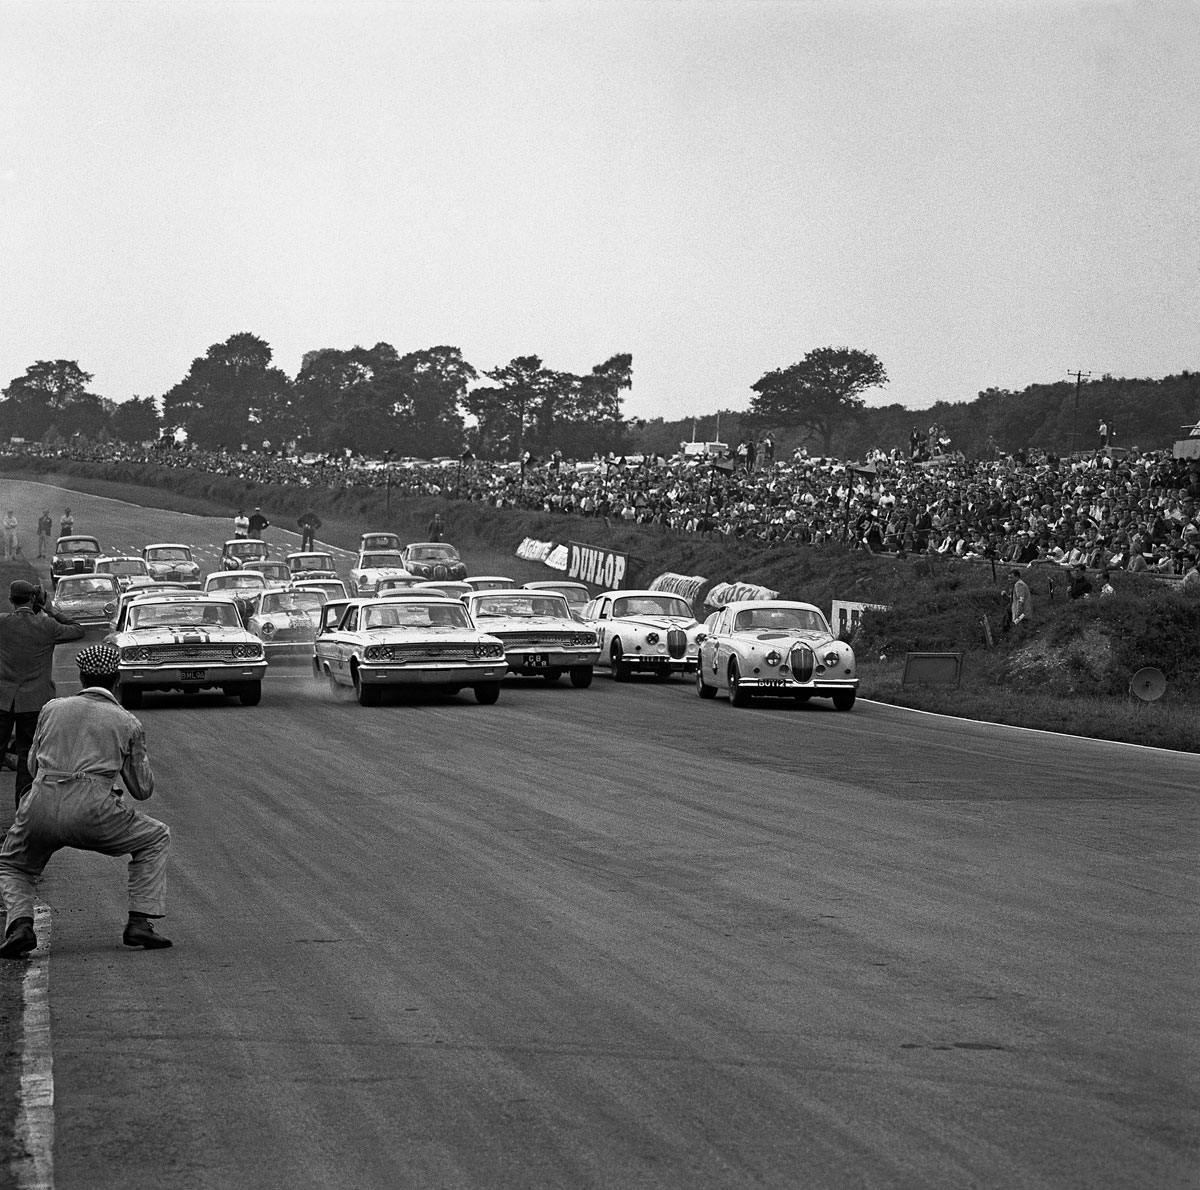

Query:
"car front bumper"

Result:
[[118, 662, 268, 691], [358, 662, 504, 686]]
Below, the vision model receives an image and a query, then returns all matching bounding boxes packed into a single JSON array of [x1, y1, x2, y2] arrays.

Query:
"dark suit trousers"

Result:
[[0, 708, 40, 808]]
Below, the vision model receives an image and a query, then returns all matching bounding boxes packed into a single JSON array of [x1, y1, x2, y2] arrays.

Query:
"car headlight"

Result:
[[121, 646, 152, 662], [570, 633, 597, 647], [260, 621, 276, 637], [765, 650, 781, 666], [232, 643, 263, 659], [474, 642, 504, 658], [364, 645, 394, 661], [823, 649, 840, 665], [103, 602, 115, 615]]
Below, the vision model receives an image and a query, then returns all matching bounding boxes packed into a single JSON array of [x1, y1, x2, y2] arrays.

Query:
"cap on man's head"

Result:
[[75, 644, 120, 677], [9, 580, 37, 601]]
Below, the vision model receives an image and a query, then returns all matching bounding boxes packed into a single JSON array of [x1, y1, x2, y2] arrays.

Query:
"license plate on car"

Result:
[[759, 679, 787, 687], [524, 654, 550, 668], [180, 668, 206, 680]]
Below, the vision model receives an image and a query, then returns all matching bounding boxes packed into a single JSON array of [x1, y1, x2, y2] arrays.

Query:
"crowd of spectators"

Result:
[[9, 436, 1200, 583]]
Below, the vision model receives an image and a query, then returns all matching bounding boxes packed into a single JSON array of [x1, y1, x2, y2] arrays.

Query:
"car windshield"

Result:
[[733, 607, 829, 633], [407, 545, 458, 561], [378, 578, 417, 591], [536, 585, 587, 605], [292, 555, 335, 571], [228, 543, 265, 557], [361, 553, 404, 568], [147, 547, 190, 561], [299, 583, 341, 598], [363, 535, 398, 549], [261, 592, 324, 615], [469, 579, 513, 591], [612, 595, 693, 619], [474, 595, 569, 618], [362, 602, 470, 630], [100, 559, 147, 575], [210, 575, 265, 590], [129, 602, 241, 629], [58, 540, 99, 555], [57, 578, 116, 597]]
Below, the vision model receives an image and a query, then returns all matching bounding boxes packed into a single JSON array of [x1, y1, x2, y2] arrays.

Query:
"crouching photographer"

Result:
[[0, 579, 84, 812]]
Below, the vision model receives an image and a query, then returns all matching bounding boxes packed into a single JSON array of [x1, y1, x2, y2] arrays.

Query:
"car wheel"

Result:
[[832, 689, 857, 711], [697, 667, 717, 699], [542, 669, 563, 683], [728, 662, 751, 708], [353, 666, 381, 706], [569, 666, 593, 689], [793, 691, 812, 703], [611, 641, 633, 682], [238, 680, 262, 707], [118, 681, 142, 710], [474, 682, 501, 705]]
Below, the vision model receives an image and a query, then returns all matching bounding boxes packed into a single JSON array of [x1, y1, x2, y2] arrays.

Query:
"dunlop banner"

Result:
[[567, 541, 628, 589]]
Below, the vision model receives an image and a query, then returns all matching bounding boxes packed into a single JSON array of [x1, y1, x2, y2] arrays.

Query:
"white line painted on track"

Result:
[[12, 902, 54, 1190]]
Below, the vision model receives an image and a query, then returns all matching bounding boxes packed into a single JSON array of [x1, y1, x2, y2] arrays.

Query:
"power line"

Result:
[[1067, 370, 1092, 456]]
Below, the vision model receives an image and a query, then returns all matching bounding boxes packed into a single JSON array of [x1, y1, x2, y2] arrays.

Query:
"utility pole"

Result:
[[1067, 370, 1091, 457]]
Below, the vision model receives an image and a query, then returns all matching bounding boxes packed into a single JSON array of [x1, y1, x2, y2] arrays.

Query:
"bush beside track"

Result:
[[3, 458, 1198, 752]]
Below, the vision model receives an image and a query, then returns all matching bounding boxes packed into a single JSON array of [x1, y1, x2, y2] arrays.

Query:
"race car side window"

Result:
[[338, 606, 359, 632]]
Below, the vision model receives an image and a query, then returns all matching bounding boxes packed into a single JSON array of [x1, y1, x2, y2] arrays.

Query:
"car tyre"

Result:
[[728, 662, 751, 708], [474, 682, 501, 705], [569, 666, 593, 689], [611, 641, 633, 682], [238, 681, 262, 707], [353, 666, 381, 706], [118, 681, 143, 710], [832, 689, 857, 711], [542, 669, 563, 683], [793, 691, 812, 703], [697, 668, 717, 699]]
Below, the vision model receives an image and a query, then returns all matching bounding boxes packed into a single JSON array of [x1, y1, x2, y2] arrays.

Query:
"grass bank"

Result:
[[5, 458, 1197, 753]]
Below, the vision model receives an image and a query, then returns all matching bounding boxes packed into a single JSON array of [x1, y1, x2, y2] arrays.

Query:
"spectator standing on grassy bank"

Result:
[[3, 512, 18, 562], [1009, 568, 1033, 631], [233, 509, 249, 538], [36, 511, 51, 558], [59, 509, 73, 537], [0, 581, 84, 810], [298, 510, 321, 551], [1068, 564, 1093, 600], [248, 508, 269, 539]]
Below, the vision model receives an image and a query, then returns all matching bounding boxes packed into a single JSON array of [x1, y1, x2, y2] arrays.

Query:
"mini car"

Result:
[[286, 551, 339, 581], [523, 580, 591, 621], [580, 589, 704, 680], [245, 587, 325, 662], [104, 593, 267, 709], [94, 555, 152, 591], [141, 543, 202, 588], [51, 535, 102, 585], [243, 560, 293, 586], [203, 570, 268, 622], [360, 532, 401, 552], [221, 539, 270, 570], [50, 573, 120, 630], [313, 596, 506, 706], [464, 590, 599, 687], [465, 576, 517, 593], [399, 541, 468, 581], [293, 578, 348, 602], [349, 551, 413, 597], [696, 600, 858, 710]]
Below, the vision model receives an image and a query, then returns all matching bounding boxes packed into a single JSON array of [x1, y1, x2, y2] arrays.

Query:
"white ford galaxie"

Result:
[[579, 589, 703, 680], [463, 590, 599, 687], [696, 600, 858, 710], [313, 597, 506, 705]]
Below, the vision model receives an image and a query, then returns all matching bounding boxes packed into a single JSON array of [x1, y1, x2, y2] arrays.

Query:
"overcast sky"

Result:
[[2, 0, 1196, 422]]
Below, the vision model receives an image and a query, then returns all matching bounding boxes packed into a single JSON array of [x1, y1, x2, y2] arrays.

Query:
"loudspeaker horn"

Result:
[[1129, 667, 1167, 702]]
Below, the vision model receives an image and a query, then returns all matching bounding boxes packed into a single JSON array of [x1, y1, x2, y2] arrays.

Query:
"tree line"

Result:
[[1, 334, 1195, 461]]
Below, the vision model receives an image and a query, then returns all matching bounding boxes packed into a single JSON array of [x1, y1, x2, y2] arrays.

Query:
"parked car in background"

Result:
[[464, 590, 599, 687], [313, 596, 506, 706], [142, 543, 202, 589], [580, 589, 703, 680], [243, 559, 293, 587], [522, 580, 591, 621], [94, 555, 152, 591], [245, 587, 325, 662], [349, 551, 412, 597], [399, 541, 468, 581], [51, 535, 102, 586], [221, 539, 269, 570], [105, 593, 267, 709], [286, 551, 339, 581], [50, 573, 120, 630], [696, 600, 858, 710]]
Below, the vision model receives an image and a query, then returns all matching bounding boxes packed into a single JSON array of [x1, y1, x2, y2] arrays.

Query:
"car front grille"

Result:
[[667, 628, 687, 658], [499, 631, 595, 649], [130, 645, 244, 664], [386, 643, 482, 662], [790, 644, 814, 682]]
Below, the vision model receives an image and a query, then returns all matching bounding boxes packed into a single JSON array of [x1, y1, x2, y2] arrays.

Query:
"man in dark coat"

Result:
[[0, 581, 84, 810], [298, 511, 321, 551], [247, 508, 270, 539]]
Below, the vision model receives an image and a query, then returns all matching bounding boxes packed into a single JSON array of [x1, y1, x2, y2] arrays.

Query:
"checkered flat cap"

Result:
[[75, 644, 120, 677]]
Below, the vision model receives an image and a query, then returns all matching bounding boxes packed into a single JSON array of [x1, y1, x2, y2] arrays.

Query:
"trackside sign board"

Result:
[[567, 542, 628, 590]]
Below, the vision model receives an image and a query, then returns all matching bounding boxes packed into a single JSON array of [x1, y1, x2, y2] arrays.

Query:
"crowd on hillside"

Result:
[[8, 437, 1200, 580]]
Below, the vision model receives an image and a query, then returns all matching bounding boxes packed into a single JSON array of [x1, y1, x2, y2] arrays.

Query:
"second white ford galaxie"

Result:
[[579, 589, 703, 680], [696, 599, 858, 710], [463, 590, 600, 687], [313, 596, 506, 705]]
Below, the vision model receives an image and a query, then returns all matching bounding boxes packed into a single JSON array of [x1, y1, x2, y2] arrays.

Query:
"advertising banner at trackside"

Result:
[[830, 599, 887, 638], [649, 573, 707, 604], [704, 580, 780, 608], [544, 544, 568, 571], [567, 542, 628, 590], [516, 537, 556, 562]]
